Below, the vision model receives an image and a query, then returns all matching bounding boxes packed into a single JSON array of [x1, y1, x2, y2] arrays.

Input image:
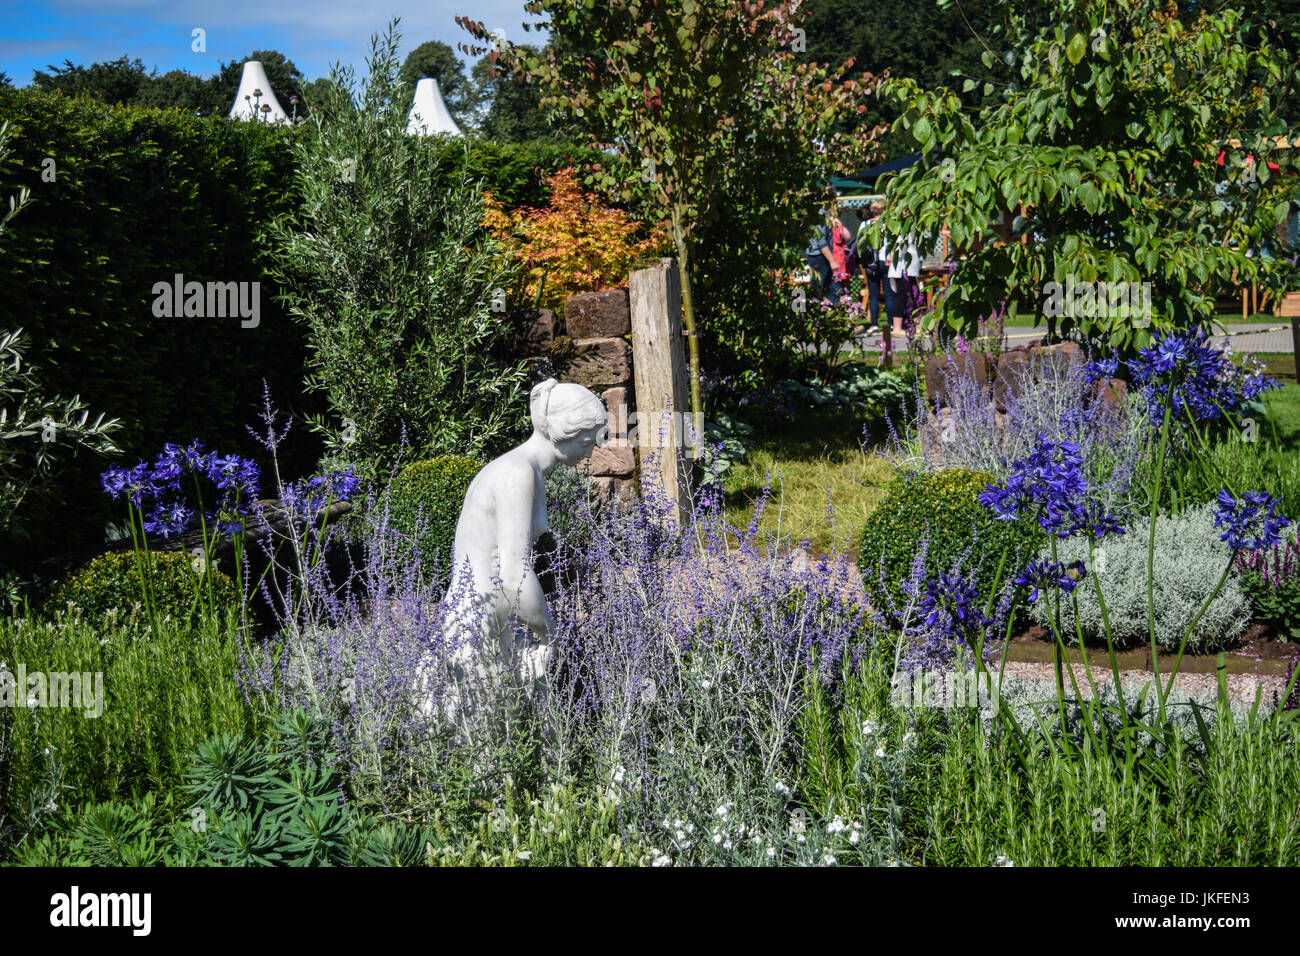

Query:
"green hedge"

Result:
[[44, 550, 238, 625], [386, 456, 483, 586], [0, 87, 600, 571], [0, 88, 322, 568]]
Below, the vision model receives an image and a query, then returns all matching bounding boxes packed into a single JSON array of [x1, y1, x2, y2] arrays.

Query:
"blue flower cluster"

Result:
[[1213, 489, 1291, 551], [917, 570, 988, 635], [1015, 557, 1086, 604], [1082, 356, 1119, 384], [101, 440, 260, 539], [283, 467, 363, 516], [1129, 329, 1279, 425], [978, 439, 1123, 540]]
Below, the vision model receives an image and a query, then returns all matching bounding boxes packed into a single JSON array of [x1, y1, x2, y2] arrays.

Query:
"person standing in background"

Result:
[[805, 214, 834, 296], [880, 223, 921, 335], [828, 215, 853, 299], [857, 199, 885, 331]]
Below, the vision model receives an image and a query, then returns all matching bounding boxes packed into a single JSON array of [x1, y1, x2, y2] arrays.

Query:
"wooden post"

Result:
[[630, 258, 694, 523], [1292, 317, 1300, 382]]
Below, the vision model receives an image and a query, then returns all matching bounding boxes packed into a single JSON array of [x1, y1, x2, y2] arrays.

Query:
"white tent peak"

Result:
[[406, 77, 462, 137], [229, 61, 290, 125]]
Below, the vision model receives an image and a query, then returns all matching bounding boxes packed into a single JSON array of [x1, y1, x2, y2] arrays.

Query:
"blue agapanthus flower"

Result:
[[917, 571, 989, 636], [1129, 329, 1280, 425], [285, 466, 363, 516], [1213, 489, 1290, 551], [1083, 356, 1119, 384], [144, 500, 193, 538], [1015, 557, 1086, 604]]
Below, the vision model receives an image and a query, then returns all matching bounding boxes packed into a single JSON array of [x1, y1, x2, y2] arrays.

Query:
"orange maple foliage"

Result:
[[482, 167, 668, 312]]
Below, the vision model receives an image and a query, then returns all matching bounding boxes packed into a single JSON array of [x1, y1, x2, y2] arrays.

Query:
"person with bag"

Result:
[[804, 217, 834, 296], [857, 200, 885, 331], [880, 220, 921, 336]]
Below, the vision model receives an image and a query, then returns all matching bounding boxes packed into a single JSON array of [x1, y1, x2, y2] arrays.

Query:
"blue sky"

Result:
[[0, 1, 546, 84]]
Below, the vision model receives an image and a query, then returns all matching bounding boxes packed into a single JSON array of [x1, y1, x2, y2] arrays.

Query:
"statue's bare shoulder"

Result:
[[470, 448, 538, 506]]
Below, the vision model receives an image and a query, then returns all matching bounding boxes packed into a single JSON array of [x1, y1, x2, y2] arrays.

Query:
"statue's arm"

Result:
[[496, 467, 554, 640]]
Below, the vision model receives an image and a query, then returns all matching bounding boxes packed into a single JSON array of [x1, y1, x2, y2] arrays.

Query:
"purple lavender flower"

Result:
[[1213, 489, 1290, 550]]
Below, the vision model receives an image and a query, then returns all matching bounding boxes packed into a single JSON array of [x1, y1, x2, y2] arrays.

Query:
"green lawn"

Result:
[[723, 408, 895, 554]]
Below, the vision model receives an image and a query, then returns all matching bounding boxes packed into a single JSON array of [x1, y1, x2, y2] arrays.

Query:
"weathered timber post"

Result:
[[629, 258, 697, 523]]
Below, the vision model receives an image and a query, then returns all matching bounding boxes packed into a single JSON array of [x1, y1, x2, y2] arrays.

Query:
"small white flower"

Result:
[[994, 854, 1015, 867], [849, 828, 861, 846], [651, 851, 672, 867], [723, 839, 733, 850], [701, 679, 712, 690], [886, 858, 900, 867], [766, 846, 776, 858], [827, 816, 846, 835], [796, 834, 806, 844], [902, 731, 916, 747], [516, 850, 532, 861], [675, 829, 687, 842], [861, 719, 877, 736], [715, 803, 730, 820], [713, 831, 723, 844], [822, 852, 837, 866], [773, 779, 792, 800], [875, 745, 887, 758]]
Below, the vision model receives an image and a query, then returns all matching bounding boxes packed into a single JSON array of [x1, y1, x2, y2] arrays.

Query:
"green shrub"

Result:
[[386, 456, 482, 583], [0, 609, 267, 858], [44, 550, 237, 625], [1239, 572, 1300, 641], [858, 467, 1044, 625], [261, 27, 532, 482], [1030, 505, 1251, 653]]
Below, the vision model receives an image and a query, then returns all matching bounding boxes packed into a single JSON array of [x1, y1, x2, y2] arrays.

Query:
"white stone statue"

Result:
[[422, 378, 607, 725]]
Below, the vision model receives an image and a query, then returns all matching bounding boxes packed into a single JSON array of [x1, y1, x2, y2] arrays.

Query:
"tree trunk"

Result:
[[671, 205, 704, 425]]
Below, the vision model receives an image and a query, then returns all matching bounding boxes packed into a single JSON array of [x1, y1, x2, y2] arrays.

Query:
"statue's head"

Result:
[[530, 378, 607, 466]]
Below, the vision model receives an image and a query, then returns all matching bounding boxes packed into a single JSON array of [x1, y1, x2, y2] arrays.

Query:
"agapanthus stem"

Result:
[[1148, 405, 1173, 725], [1087, 536, 1132, 761], [1158, 560, 1234, 716]]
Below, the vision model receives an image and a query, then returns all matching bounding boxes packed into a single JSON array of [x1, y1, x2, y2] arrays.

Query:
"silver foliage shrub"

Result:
[[1029, 504, 1251, 653]]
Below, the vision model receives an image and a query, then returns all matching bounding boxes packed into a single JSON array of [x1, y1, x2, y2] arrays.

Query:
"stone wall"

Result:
[[504, 290, 638, 503]]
